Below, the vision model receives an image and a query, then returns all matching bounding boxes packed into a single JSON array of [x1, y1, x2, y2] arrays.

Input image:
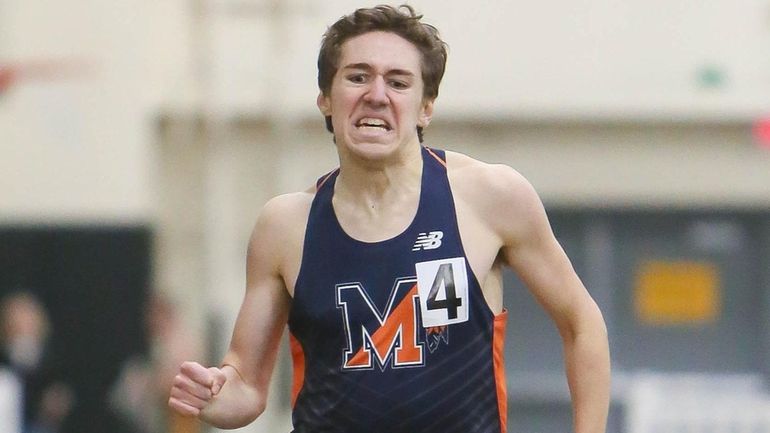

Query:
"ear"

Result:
[[317, 92, 331, 116], [418, 99, 434, 128]]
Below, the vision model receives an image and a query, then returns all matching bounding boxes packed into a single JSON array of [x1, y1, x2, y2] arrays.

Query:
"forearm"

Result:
[[199, 365, 265, 429], [562, 306, 611, 433]]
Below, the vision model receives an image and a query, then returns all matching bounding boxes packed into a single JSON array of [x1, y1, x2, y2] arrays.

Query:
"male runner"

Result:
[[169, 5, 610, 433]]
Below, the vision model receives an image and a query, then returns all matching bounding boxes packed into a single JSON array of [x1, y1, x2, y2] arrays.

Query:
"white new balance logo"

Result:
[[412, 231, 443, 251]]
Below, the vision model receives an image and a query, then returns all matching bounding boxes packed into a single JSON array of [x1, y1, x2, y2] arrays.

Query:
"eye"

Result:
[[389, 80, 409, 89], [347, 73, 367, 84]]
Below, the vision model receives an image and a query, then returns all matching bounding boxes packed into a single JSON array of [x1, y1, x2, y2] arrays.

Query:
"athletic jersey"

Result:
[[288, 146, 508, 433]]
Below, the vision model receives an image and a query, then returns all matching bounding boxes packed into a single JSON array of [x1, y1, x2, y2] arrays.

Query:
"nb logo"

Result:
[[412, 231, 443, 251]]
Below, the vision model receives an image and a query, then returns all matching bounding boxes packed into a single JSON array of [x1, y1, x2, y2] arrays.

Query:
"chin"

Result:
[[350, 144, 397, 162], [341, 136, 400, 160]]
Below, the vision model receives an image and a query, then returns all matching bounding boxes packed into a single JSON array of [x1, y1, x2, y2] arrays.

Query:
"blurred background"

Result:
[[2, 0, 770, 432]]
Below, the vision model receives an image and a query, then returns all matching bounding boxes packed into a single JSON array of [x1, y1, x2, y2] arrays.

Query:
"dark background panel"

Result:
[[0, 226, 152, 433], [501, 209, 769, 433], [609, 213, 764, 372]]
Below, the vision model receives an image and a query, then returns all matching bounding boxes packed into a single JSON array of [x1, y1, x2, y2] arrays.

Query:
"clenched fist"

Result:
[[168, 361, 228, 417]]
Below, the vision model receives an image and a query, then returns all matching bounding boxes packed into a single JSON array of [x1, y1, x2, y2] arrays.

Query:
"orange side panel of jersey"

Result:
[[493, 310, 508, 433], [290, 333, 306, 408]]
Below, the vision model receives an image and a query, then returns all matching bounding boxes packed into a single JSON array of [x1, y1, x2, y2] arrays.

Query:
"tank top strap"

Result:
[[422, 145, 447, 167], [315, 168, 340, 191], [413, 146, 461, 240]]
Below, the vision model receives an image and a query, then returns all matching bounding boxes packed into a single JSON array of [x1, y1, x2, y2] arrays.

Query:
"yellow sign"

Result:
[[635, 260, 720, 325]]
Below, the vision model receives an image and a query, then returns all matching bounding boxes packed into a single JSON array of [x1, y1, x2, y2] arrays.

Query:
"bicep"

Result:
[[498, 184, 590, 331], [503, 230, 585, 327]]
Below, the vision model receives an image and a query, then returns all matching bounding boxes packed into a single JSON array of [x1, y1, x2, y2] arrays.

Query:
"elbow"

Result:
[[584, 302, 608, 338], [557, 299, 608, 344]]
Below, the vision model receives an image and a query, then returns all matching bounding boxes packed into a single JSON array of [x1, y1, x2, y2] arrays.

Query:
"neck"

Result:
[[335, 144, 423, 209]]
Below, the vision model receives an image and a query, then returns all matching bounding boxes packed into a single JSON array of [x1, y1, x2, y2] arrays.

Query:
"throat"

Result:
[[333, 187, 421, 243], [332, 147, 424, 242]]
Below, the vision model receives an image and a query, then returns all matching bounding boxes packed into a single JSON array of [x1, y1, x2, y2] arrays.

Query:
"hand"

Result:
[[168, 361, 227, 417]]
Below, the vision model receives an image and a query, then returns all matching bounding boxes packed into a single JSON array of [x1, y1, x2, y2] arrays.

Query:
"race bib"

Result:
[[415, 257, 469, 327]]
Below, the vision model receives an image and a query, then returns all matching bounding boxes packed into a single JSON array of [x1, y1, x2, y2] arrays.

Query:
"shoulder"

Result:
[[444, 150, 546, 242], [247, 188, 316, 267], [257, 189, 315, 228], [444, 150, 541, 211]]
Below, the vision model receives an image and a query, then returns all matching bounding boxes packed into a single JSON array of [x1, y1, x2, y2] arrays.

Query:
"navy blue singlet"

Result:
[[288, 146, 508, 433]]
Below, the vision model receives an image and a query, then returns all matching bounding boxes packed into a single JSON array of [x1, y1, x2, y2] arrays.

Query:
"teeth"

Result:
[[357, 118, 389, 128]]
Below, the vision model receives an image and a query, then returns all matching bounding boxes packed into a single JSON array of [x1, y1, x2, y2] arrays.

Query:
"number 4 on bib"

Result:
[[415, 257, 469, 327]]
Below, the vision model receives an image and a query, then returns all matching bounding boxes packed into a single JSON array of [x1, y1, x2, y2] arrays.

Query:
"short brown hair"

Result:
[[318, 5, 448, 141], [318, 4, 448, 99]]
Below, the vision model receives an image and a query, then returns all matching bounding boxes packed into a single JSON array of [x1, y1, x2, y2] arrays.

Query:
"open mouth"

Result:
[[355, 117, 392, 131]]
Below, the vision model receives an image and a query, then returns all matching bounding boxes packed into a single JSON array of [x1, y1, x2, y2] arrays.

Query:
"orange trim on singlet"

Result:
[[316, 168, 340, 191], [493, 309, 509, 433], [289, 333, 306, 407], [423, 146, 447, 168]]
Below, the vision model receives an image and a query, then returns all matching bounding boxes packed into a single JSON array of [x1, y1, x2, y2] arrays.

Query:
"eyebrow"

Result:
[[341, 63, 415, 77]]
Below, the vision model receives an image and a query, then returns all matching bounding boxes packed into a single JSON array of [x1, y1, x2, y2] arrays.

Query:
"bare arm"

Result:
[[491, 167, 611, 433], [168, 195, 297, 429]]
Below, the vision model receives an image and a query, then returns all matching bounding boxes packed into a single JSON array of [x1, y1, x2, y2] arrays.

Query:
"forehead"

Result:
[[338, 31, 422, 74]]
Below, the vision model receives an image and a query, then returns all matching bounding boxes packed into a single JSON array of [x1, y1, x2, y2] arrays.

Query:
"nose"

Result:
[[363, 76, 389, 106]]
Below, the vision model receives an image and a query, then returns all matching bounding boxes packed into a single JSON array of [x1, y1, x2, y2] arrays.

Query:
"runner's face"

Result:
[[318, 31, 433, 160]]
